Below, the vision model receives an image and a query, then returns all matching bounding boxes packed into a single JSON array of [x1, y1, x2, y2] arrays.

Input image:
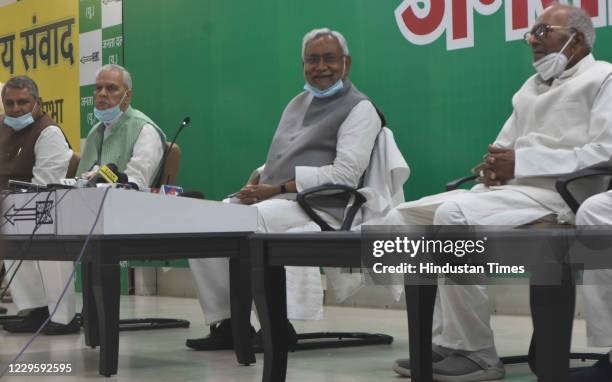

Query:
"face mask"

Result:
[[4, 102, 38, 132], [533, 33, 575, 81], [94, 92, 127, 123], [304, 57, 346, 98]]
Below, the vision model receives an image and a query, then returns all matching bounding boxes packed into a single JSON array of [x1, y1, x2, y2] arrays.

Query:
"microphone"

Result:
[[87, 164, 120, 186], [156, 116, 190, 187], [86, 163, 140, 190]]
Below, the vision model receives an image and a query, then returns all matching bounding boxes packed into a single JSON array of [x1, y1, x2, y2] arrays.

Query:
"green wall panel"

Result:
[[123, 1, 612, 201]]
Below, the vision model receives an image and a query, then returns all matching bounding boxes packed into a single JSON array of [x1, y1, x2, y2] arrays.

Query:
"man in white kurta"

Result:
[[1, 76, 75, 334], [186, 28, 408, 350], [390, 4, 612, 382]]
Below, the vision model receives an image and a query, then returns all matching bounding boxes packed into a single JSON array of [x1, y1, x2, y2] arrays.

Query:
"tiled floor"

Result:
[[0, 295, 603, 381]]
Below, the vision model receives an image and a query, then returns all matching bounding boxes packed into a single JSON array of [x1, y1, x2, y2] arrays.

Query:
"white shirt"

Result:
[[32, 125, 72, 185], [295, 100, 381, 191], [99, 119, 164, 189]]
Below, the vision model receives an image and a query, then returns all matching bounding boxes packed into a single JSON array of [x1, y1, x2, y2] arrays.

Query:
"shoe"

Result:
[[186, 319, 255, 351], [2, 307, 48, 333], [392, 345, 453, 377], [432, 354, 505, 382], [251, 320, 298, 351], [569, 359, 612, 382], [42, 316, 80, 335]]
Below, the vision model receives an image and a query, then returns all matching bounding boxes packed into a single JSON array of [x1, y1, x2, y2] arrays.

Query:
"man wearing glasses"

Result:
[[187, 28, 390, 350], [389, 4, 612, 381]]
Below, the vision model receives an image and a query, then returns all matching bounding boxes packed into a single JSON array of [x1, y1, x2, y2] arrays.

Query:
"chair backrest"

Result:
[[65, 152, 80, 178], [160, 142, 181, 186]]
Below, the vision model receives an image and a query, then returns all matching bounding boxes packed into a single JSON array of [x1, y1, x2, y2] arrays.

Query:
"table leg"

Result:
[[81, 262, 99, 348], [530, 263, 575, 382], [251, 239, 288, 382], [92, 260, 120, 377], [405, 283, 437, 382], [230, 237, 256, 365]]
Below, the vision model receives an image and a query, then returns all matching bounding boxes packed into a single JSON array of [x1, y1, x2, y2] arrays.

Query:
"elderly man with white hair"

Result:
[[187, 28, 392, 350], [387, 3, 612, 382], [77, 64, 166, 190]]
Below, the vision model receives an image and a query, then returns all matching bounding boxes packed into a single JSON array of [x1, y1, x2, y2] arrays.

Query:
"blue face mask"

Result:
[[304, 79, 344, 98], [303, 57, 346, 98], [94, 92, 127, 123], [4, 103, 38, 132]]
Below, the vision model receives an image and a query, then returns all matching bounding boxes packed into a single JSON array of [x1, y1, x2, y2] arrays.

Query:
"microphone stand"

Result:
[[155, 117, 190, 187]]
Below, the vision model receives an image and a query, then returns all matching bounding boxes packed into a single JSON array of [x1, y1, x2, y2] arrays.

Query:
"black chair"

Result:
[[265, 182, 394, 351], [108, 142, 189, 332], [444, 169, 609, 374]]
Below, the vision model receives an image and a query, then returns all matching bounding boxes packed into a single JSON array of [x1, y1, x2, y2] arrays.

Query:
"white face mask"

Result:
[[533, 33, 575, 81]]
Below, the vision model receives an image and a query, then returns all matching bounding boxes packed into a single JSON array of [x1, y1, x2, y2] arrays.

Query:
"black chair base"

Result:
[[0, 315, 190, 332], [118, 318, 190, 331], [501, 352, 606, 374], [253, 331, 393, 353], [502, 353, 606, 365]]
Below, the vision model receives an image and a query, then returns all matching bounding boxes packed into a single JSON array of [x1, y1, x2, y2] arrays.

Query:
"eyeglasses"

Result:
[[524, 24, 574, 43], [304, 54, 344, 66]]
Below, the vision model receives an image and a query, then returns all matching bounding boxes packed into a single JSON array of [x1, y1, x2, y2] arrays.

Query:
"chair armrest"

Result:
[[296, 184, 367, 231], [446, 175, 478, 191], [556, 163, 612, 214]]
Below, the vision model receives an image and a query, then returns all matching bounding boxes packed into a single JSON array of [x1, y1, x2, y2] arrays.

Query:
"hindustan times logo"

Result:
[[372, 236, 487, 258]]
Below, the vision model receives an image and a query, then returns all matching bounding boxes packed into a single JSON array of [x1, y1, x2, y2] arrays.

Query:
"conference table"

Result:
[[250, 228, 605, 382], [1, 187, 258, 377]]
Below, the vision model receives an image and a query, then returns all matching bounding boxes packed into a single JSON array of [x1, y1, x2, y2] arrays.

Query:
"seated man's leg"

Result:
[[3, 260, 49, 333], [186, 257, 235, 350], [187, 199, 324, 350], [38, 261, 79, 334], [3, 260, 78, 334], [430, 201, 504, 381], [572, 192, 612, 381]]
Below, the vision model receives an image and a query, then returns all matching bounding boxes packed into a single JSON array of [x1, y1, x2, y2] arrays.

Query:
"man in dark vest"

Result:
[[0, 76, 77, 334], [187, 28, 384, 350], [77, 64, 166, 189]]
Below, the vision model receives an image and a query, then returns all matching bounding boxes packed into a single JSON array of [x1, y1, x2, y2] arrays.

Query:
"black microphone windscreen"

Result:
[[106, 163, 119, 174], [182, 117, 191, 126], [117, 173, 128, 184]]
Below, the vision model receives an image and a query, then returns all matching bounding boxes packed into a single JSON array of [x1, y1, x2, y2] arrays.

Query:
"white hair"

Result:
[[566, 6, 595, 50], [96, 64, 133, 89], [301, 28, 349, 59]]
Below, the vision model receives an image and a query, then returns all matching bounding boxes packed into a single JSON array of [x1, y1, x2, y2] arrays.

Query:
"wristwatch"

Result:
[[279, 183, 288, 194]]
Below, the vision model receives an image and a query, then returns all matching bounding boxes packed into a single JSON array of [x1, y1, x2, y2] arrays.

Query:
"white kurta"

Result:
[[386, 54, 612, 361], [5, 124, 74, 324], [189, 100, 387, 324]]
